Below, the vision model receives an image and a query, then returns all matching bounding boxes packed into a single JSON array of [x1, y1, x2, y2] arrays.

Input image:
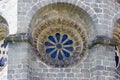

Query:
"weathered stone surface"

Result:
[[4, 0, 120, 80]]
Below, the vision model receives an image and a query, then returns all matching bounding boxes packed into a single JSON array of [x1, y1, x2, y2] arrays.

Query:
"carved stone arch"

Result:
[[28, 2, 96, 67], [27, 0, 97, 38], [112, 13, 120, 46], [0, 15, 9, 40], [0, 15, 9, 71], [113, 19, 120, 77]]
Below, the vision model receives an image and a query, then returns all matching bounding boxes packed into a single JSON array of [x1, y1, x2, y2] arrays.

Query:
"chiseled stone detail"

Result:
[[88, 35, 118, 49], [32, 17, 88, 67], [5, 33, 28, 42], [113, 19, 120, 76], [7, 0, 120, 80], [0, 16, 9, 41], [0, 15, 9, 72], [113, 22, 120, 45], [0, 24, 8, 41], [29, 2, 94, 67]]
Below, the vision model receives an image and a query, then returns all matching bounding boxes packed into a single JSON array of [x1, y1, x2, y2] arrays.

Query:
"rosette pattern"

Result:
[[31, 17, 88, 67], [44, 33, 74, 60]]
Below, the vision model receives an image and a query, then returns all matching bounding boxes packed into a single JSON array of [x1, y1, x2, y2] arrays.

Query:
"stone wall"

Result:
[[8, 42, 29, 80], [0, 66, 8, 80], [0, 0, 119, 80], [13, 0, 120, 80]]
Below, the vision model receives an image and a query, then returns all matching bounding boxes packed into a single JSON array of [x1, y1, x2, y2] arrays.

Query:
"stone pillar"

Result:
[[90, 46, 116, 80]]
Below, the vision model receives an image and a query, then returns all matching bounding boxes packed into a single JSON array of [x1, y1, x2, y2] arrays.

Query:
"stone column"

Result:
[[90, 46, 116, 80]]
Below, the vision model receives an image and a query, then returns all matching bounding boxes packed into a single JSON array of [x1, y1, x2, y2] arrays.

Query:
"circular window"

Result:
[[45, 33, 74, 60], [32, 17, 88, 67], [29, 2, 95, 67]]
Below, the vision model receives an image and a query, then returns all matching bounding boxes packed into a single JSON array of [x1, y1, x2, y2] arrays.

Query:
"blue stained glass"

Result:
[[56, 44, 62, 49], [62, 50, 70, 57], [63, 40, 73, 45], [0, 57, 6, 66], [44, 33, 74, 63], [3, 51, 5, 54], [51, 50, 57, 58], [1, 40, 8, 48], [48, 36, 56, 43], [64, 47, 74, 52], [61, 34, 68, 42], [56, 33, 60, 42], [46, 48, 55, 54], [44, 42, 54, 46], [58, 51, 63, 60]]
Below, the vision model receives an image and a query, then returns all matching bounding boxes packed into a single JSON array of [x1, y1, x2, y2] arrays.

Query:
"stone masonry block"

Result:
[[56, 73, 65, 77], [81, 69, 89, 73], [66, 73, 74, 77], [56, 78, 64, 80], [49, 69, 60, 72], [94, 8, 102, 13], [95, 0, 102, 3], [45, 78, 56, 80], [47, 73, 56, 77], [39, 73, 47, 77], [64, 69, 71, 72], [85, 0, 94, 2]]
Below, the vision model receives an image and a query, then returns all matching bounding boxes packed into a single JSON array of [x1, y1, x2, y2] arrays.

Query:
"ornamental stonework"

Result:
[[32, 17, 88, 67], [0, 16, 9, 71], [28, 2, 93, 67]]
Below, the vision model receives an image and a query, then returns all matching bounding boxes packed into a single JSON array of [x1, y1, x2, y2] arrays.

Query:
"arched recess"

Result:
[[112, 13, 120, 44], [0, 16, 9, 40], [113, 18, 120, 77], [113, 19, 120, 54], [29, 2, 96, 67], [0, 15, 9, 71]]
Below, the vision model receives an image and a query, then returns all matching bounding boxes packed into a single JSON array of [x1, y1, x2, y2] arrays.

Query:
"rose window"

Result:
[[44, 33, 74, 60], [28, 2, 95, 67], [30, 17, 88, 67]]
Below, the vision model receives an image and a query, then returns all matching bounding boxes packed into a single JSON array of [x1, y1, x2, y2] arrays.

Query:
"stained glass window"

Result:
[[44, 33, 74, 60]]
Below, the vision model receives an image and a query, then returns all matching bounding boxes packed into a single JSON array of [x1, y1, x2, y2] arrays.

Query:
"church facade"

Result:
[[0, 0, 120, 80]]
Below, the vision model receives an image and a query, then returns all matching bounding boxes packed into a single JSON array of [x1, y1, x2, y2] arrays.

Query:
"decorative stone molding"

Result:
[[0, 15, 8, 71], [88, 36, 118, 49], [113, 19, 120, 76], [28, 2, 95, 67], [5, 33, 28, 42], [32, 17, 88, 67], [113, 19, 120, 53], [0, 16, 8, 41]]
